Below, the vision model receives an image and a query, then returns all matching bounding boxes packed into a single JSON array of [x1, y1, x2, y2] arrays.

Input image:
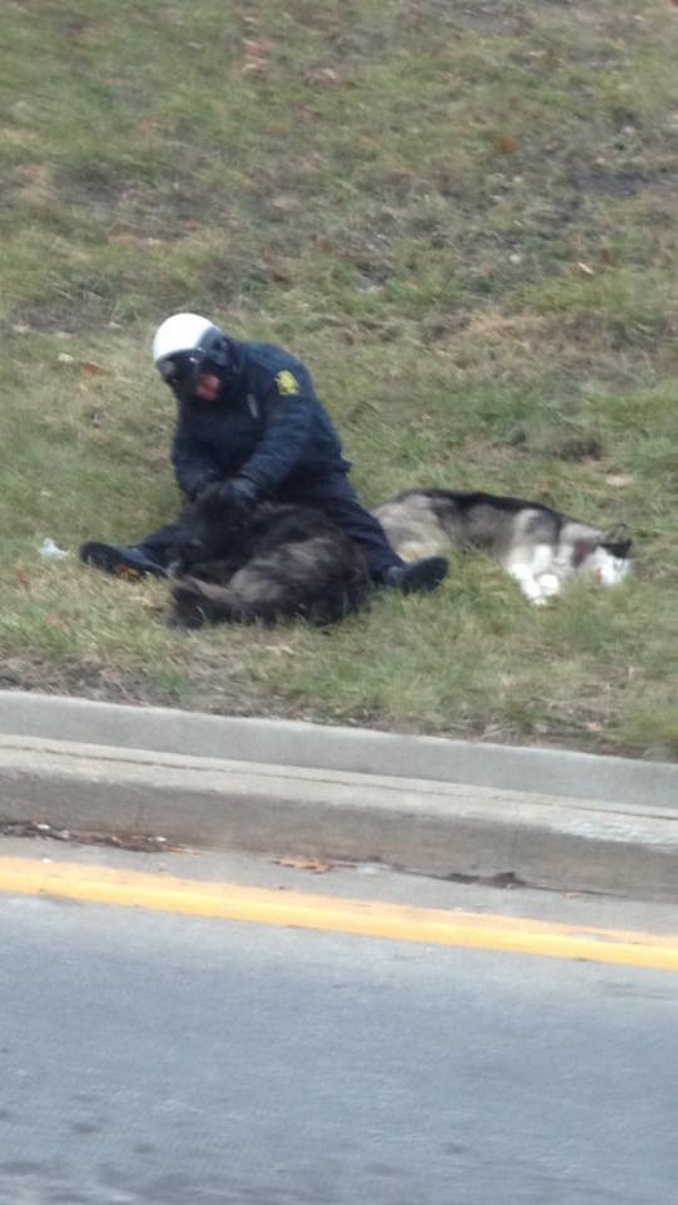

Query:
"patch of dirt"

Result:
[[0, 655, 296, 721]]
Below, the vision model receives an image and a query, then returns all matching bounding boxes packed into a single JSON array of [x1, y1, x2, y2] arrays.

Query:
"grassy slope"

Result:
[[1, 0, 678, 756]]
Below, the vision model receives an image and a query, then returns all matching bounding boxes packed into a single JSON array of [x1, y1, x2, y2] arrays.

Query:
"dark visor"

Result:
[[156, 350, 201, 386], [157, 330, 230, 389]]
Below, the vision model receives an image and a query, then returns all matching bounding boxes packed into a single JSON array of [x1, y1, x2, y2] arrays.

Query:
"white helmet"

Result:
[[152, 313, 231, 388]]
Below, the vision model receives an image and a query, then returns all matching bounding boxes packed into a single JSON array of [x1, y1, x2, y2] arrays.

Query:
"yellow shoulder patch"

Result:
[[275, 369, 300, 396]]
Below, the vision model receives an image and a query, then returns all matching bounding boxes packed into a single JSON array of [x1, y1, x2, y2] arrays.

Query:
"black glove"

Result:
[[187, 472, 222, 502], [228, 477, 259, 509], [197, 477, 259, 521]]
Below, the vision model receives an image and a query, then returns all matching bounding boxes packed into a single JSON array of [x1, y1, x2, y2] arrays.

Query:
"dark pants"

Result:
[[281, 473, 401, 578], [136, 473, 402, 580]]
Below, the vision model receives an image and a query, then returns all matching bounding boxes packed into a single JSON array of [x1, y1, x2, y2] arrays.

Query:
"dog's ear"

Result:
[[601, 524, 632, 557]]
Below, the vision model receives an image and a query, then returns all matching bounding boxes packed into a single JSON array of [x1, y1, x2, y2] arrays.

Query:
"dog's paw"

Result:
[[168, 576, 211, 628]]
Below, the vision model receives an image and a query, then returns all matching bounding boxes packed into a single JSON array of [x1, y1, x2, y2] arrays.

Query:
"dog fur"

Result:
[[373, 489, 632, 605], [169, 488, 371, 628]]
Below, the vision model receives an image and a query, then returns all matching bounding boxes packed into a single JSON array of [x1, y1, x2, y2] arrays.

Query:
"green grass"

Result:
[[2, 0, 678, 758]]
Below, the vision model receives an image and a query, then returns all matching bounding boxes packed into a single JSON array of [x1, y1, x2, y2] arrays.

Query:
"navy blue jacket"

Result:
[[170, 340, 350, 501]]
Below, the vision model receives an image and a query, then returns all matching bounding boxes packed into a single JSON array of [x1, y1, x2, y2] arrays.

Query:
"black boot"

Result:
[[381, 556, 448, 595], [79, 542, 167, 579]]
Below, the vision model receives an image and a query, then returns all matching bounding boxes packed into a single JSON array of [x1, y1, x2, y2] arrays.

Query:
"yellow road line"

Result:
[[1, 856, 677, 970]]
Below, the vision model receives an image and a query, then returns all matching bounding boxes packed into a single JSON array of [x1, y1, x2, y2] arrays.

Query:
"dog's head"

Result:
[[170, 485, 255, 575], [572, 524, 633, 587]]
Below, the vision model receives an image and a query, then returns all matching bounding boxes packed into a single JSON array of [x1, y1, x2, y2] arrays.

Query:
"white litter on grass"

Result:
[[40, 538, 70, 561]]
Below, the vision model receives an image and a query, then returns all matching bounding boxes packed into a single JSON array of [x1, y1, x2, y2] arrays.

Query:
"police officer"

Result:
[[80, 313, 448, 594]]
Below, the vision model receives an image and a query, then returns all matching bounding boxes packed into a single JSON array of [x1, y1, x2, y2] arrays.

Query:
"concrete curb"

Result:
[[0, 691, 676, 900], [2, 691, 678, 806]]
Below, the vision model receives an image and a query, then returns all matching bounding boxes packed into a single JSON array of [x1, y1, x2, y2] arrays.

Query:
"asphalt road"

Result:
[[2, 888, 677, 1205]]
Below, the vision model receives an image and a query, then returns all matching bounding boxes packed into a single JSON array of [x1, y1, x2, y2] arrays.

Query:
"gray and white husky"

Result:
[[373, 489, 632, 605]]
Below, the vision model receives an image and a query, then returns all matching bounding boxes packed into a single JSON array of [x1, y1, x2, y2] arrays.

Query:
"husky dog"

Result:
[[169, 487, 370, 628], [373, 489, 632, 605]]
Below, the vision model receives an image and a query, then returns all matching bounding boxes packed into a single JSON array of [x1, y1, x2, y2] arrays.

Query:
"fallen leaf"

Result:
[[494, 133, 518, 154], [275, 857, 335, 874], [138, 115, 166, 134], [243, 38, 273, 58], [604, 473, 635, 488], [270, 193, 301, 212], [241, 60, 269, 78], [303, 67, 344, 87], [259, 250, 294, 282]]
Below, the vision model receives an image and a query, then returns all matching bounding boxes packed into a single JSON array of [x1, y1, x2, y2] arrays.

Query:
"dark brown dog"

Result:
[[169, 485, 371, 628]]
